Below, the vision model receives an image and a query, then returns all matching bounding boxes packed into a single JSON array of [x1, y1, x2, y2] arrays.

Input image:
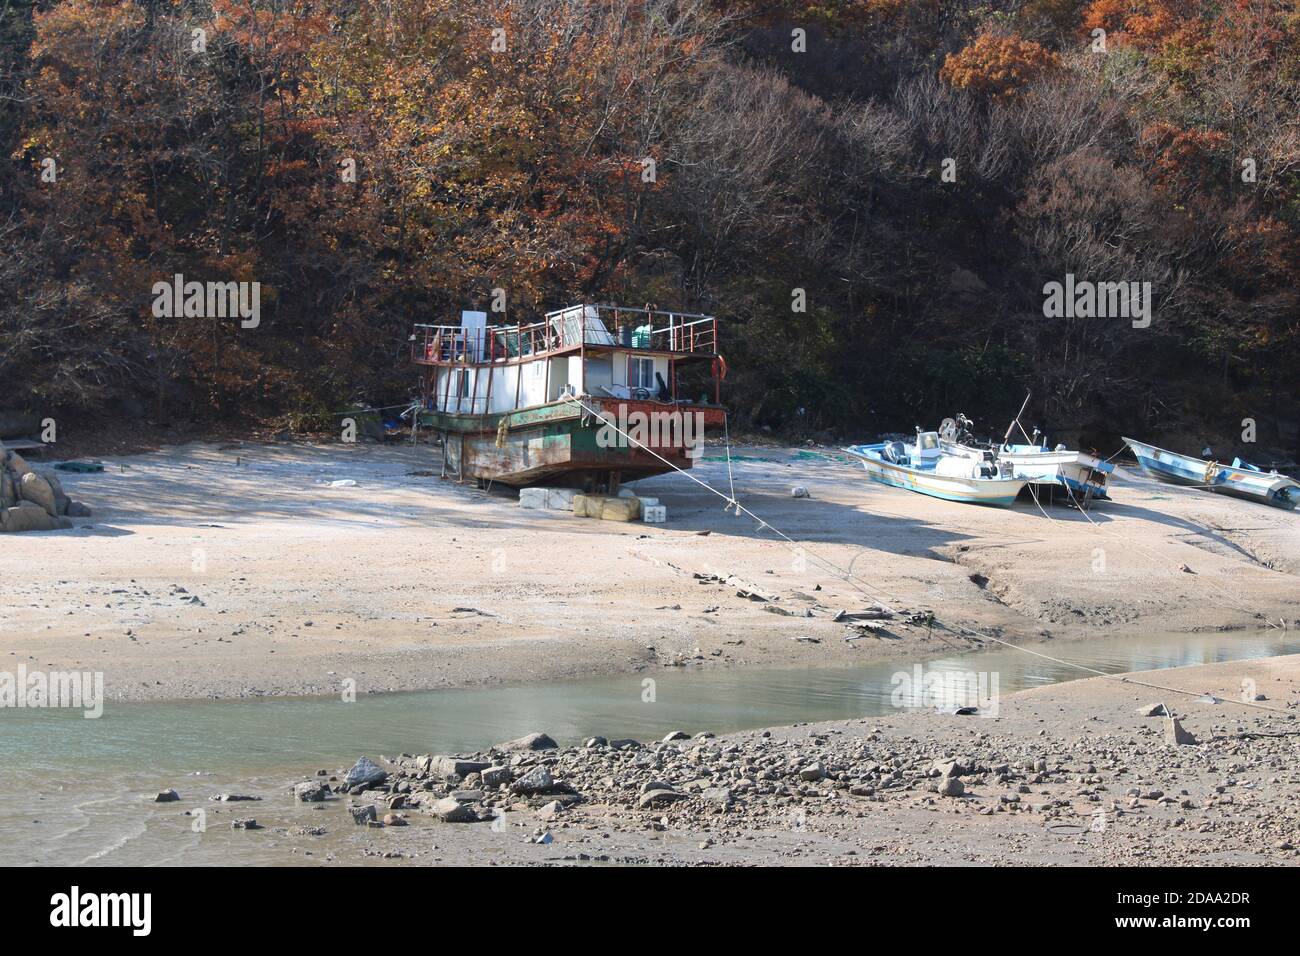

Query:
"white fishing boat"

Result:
[[994, 443, 1113, 500], [1124, 437, 1299, 510], [937, 416, 1112, 502], [844, 430, 1028, 507]]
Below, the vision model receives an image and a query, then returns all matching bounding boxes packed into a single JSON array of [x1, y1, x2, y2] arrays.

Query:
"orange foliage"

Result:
[[939, 34, 1060, 100]]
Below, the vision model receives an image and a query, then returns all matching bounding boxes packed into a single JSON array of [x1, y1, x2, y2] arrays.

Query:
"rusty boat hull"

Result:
[[419, 397, 725, 488]]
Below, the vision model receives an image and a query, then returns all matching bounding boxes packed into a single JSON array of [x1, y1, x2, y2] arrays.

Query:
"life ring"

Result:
[[713, 354, 728, 381]]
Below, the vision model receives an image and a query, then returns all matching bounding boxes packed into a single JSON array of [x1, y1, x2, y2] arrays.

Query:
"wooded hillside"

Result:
[[3, 1, 1297, 455]]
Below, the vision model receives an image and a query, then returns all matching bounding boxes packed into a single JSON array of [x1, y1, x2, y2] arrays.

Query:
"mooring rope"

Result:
[[560, 394, 1291, 716]]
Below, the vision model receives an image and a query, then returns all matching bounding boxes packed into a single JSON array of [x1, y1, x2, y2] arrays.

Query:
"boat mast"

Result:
[[1002, 392, 1032, 447]]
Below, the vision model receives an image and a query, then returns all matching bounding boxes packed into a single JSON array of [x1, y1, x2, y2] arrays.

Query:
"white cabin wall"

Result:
[[550, 356, 580, 399], [518, 360, 545, 407], [488, 365, 517, 414], [585, 356, 612, 395]]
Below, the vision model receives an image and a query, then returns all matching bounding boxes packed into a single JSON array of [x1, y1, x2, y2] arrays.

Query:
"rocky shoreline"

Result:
[[241, 656, 1300, 866]]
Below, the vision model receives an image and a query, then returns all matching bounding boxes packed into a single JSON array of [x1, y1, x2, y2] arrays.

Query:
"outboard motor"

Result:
[[882, 441, 907, 464]]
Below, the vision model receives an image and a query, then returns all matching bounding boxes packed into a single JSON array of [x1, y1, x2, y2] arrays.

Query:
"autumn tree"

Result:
[[940, 33, 1060, 99]]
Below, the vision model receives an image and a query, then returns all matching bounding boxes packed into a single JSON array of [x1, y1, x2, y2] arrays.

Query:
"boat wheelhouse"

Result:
[[413, 304, 725, 489]]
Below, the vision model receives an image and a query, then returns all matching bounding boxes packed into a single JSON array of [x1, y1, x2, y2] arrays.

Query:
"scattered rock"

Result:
[[1164, 717, 1198, 746], [638, 788, 686, 808], [349, 804, 378, 825], [344, 756, 388, 789], [428, 797, 478, 823], [294, 781, 330, 802], [938, 777, 965, 798], [480, 766, 513, 787], [511, 765, 557, 795], [433, 757, 491, 779], [498, 731, 559, 751], [154, 789, 180, 803]]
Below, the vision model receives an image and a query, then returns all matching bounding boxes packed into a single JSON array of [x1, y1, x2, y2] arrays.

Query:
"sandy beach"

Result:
[[2, 440, 1297, 702]]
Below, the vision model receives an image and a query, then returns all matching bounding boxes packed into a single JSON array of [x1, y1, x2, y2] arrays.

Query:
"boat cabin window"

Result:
[[629, 356, 654, 391], [916, 432, 941, 458]]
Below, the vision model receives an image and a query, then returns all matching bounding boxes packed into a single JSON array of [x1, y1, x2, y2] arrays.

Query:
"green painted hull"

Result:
[[418, 398, 719, 488]]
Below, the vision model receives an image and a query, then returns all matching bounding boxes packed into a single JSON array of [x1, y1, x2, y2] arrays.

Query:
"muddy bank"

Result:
[[1, 440, 1296, 702]]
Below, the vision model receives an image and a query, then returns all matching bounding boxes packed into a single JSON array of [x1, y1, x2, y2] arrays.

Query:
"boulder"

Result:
[[294, 781, 331, 802], [932, 758, 972, 778], [18, 471, 57, 515], [510, 765, 557, 795], [480, 766, 513, 787], [428, 797, 478, 822], [661, 730, 690, 743], [349, 804, 377, 825], [498, 731, 558, 751], [344, 756, 387, 789], [66, 501, 92, 517], [154, 789, 181, 803], [41, 470, 70, 515], [1, 501, 61, 532], [637, 788, 685, 808], [433, 756, 491, 779], [798, 762, 827, 782], [938, 777, 965, 797], [4, 450, 32, 479], [0, 468, 14, 506]]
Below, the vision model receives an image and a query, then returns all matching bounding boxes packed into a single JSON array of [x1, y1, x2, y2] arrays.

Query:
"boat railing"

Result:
[[411, 305, 718, 366]]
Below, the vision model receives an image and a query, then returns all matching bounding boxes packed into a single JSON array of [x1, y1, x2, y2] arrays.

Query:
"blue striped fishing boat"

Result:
[[1124, 437, 1299, 510]]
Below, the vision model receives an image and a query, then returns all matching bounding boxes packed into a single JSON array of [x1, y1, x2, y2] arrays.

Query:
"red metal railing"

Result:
[[410, 305, 718, 367]]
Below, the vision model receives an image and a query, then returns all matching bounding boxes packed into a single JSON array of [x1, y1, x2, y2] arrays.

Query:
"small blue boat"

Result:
[[844, 431, 1028, 507], [1124, 437, 1299, 510]]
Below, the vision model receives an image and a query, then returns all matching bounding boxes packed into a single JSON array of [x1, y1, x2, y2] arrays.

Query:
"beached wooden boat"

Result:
[[1124, 437, 1299, 510], [844, 431, 1028, 507], [413, 305, 724, 489]]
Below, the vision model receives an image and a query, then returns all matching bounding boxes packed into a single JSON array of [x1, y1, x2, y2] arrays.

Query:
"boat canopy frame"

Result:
[[411, 304, 719, 369]]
